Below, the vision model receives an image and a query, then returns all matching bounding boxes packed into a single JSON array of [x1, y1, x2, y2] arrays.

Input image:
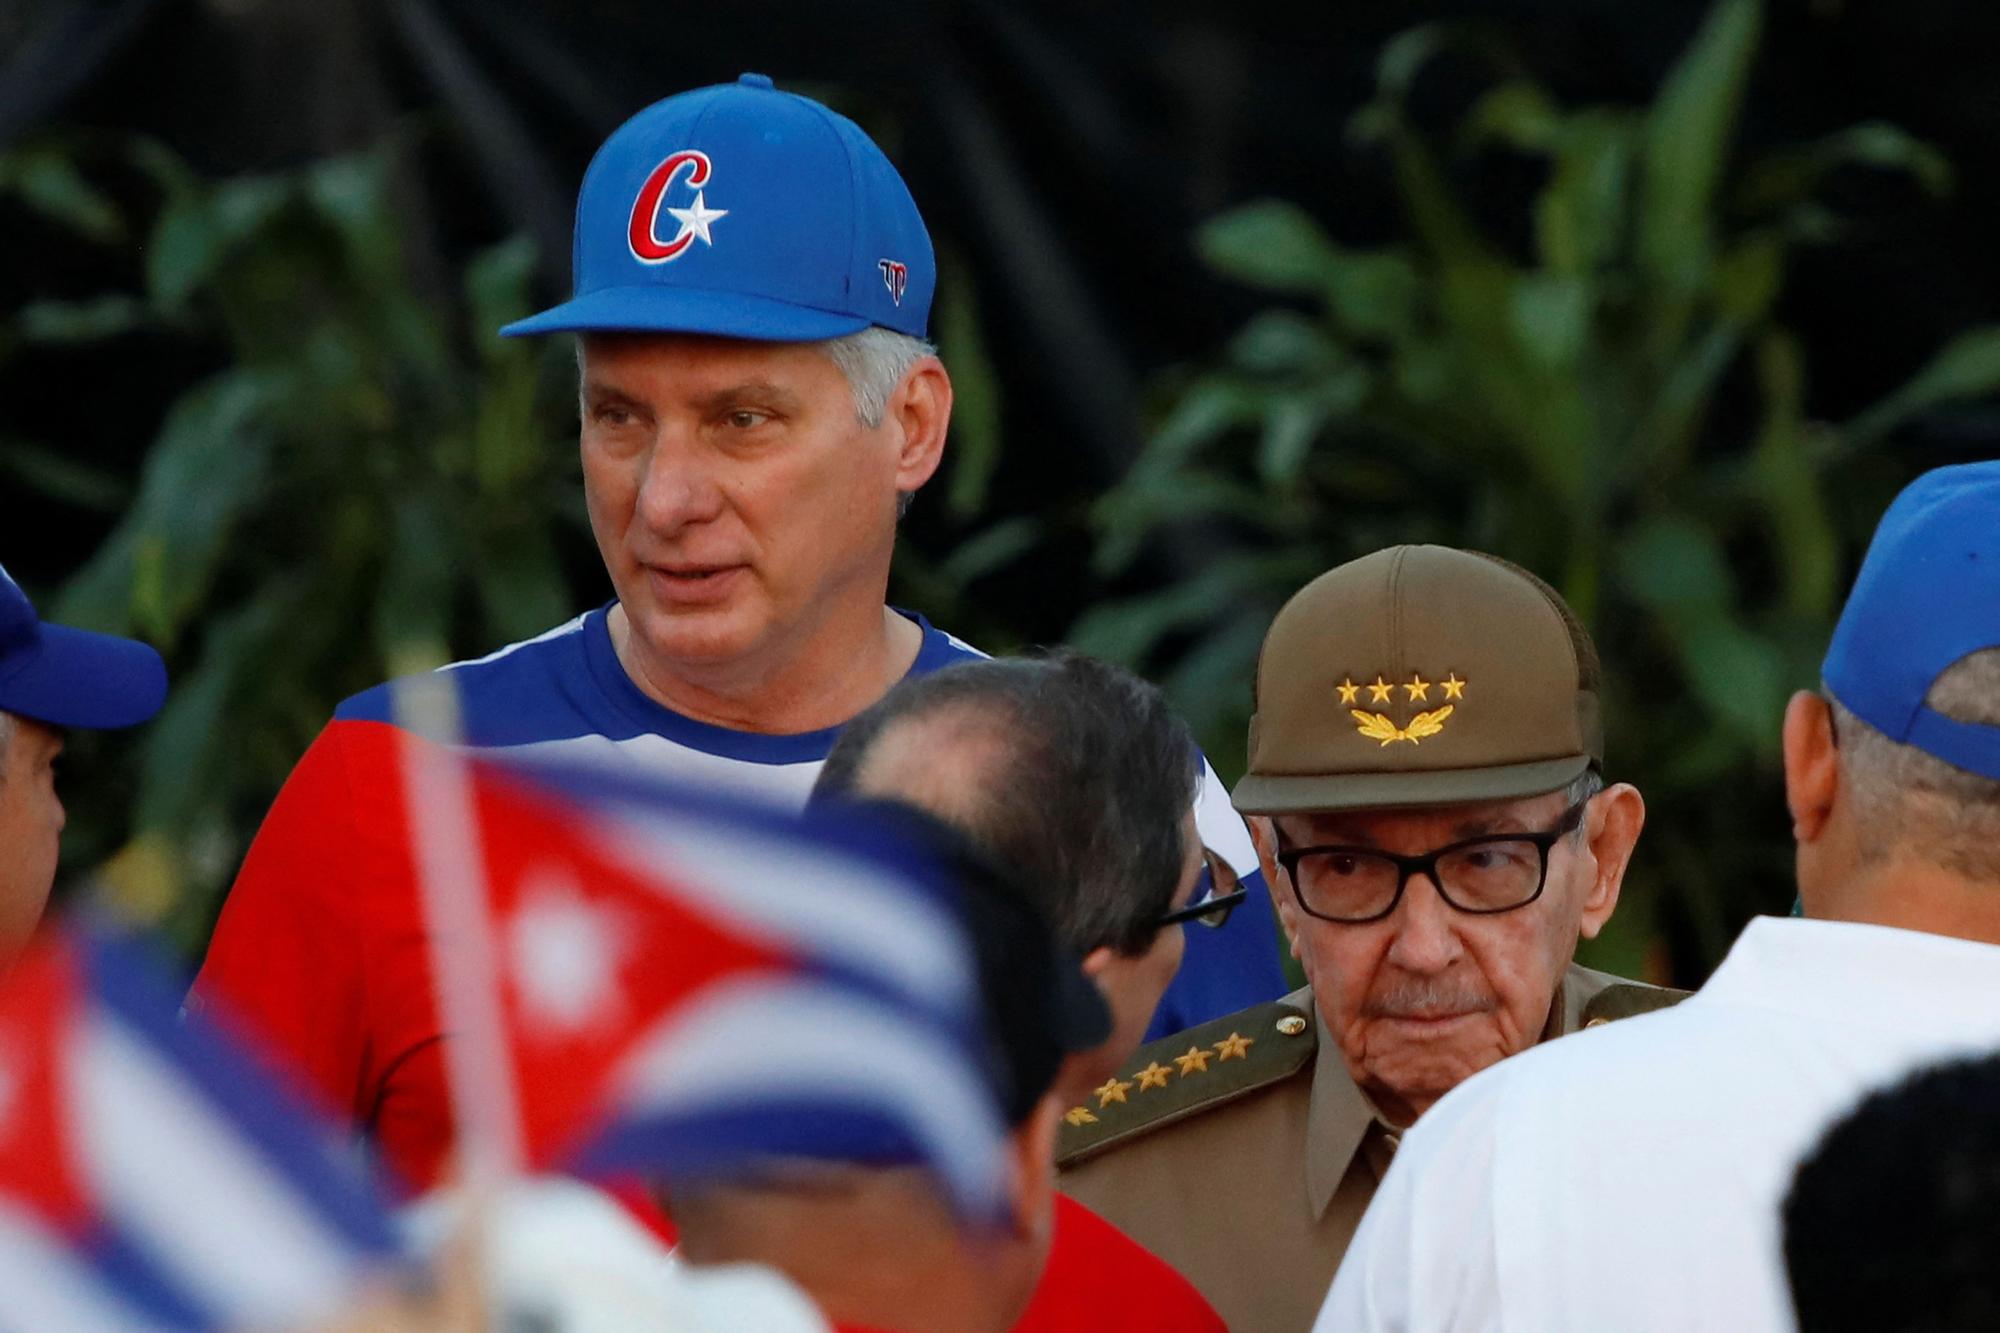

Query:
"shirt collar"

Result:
[[1699, 916, 2000, 1037]]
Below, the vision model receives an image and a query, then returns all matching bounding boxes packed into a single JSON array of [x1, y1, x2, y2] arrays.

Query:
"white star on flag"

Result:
[[507, 873, 628, 1035], [666, 190, 728, 248]]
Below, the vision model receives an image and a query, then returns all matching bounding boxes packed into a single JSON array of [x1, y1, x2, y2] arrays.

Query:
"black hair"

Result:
[[1783, 1052, 2000, 1333], [814, 649, 1202, 957]]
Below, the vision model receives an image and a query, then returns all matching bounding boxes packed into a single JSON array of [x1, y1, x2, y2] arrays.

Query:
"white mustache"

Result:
[[1363, 976, 1498, 1020]]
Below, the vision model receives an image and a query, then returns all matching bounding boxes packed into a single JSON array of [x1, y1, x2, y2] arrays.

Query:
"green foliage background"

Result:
[[7, 0, 1998, 982]]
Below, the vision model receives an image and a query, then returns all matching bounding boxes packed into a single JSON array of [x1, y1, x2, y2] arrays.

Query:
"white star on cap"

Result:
[[666, 190, 729, 248], [508, 874, 627, 1035]]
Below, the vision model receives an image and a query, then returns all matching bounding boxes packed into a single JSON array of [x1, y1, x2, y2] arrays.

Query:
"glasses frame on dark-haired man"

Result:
[[1156, 847, 1250, 931]]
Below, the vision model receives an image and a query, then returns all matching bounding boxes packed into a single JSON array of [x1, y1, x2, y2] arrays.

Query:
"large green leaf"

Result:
[[1843, 324, 2000, 447], [1615, 515, 1734, 614], [1638, 0, 1762, 293], [0, 143, 124, 242], [1197, 201, 1342, 296], [58, 372, 279, 648]]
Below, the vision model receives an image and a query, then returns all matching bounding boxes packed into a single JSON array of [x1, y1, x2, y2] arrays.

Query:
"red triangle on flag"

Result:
[[470, 771, 793, 1165]]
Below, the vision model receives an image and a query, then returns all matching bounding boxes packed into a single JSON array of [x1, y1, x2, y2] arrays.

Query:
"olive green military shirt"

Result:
[[1056, 964, 1684, 1333]]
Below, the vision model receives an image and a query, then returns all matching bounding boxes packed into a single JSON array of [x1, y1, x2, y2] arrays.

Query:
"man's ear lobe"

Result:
[[1783, 691, 1840, 843], [1578, 784, 1644, 939], [1249, 817, 1304, 958], [891, 359, 951, 489]]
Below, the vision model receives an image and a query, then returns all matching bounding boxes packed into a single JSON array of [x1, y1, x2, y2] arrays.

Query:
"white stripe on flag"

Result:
[[0, 1203, 174, 1333], [613, 976, 1009, 1217], [74, 1017, 366, 1329], [594, 808, 972, 1015]]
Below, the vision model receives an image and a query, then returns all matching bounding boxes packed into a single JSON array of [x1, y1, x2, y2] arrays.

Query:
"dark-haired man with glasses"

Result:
[[1059, 545, 1681, 1332]]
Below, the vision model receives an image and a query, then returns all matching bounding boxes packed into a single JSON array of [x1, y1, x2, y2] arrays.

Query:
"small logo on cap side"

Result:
[[628, 150, 729, 264], [878, 259, 908, 306], [1340, 673, 1466, 746]]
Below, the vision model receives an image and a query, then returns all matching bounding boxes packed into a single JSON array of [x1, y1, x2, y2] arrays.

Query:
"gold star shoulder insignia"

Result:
[[1174, 1045, 1213, 1076], [1336, 677, 1360, 705], [1367, 675, 1394, 704], [1443, 673, 1466, 700], [1064, 1105, 1098, 1127], [1095, 1077, 1133, 1108], [1405, 673, 1429, 702], [1213, 1031, 1254, 1061], [1132, 1060, 1172, 1091]]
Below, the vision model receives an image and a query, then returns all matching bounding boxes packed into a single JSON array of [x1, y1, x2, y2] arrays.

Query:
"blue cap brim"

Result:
[[0, 623, 167, 729], [500, 285, 873, 341]]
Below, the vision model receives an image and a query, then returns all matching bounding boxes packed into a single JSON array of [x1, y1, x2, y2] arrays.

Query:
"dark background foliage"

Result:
[[2, 0, 1996, 979]]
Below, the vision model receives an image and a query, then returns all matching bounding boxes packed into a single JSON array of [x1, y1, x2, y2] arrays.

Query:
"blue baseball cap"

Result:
[[0, 564, 166, 730], [1823, 461, 2000, 780], [502, 73, 935, 343]]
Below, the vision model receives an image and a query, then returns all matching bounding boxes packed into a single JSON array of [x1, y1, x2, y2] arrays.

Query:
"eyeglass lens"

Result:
[[1292, 839, 1544, 921]]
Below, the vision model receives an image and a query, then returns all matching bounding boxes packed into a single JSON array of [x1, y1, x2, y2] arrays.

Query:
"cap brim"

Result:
[[0, 624, 167, 729], [1231, 754, 1592, 816], [500, 285, 873, 341]]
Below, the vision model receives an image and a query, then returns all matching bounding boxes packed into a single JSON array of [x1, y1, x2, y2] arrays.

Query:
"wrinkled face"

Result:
[[0, 717, 65, 968], [1261, 789, 1612, 1125], [1090, 808, 1203, 1072], [578, 333, 917, 683]]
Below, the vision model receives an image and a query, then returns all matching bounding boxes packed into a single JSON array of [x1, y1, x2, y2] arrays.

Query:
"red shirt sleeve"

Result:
[[1012, 1194, 1228, 1332], [190, 719, 452, 1191]]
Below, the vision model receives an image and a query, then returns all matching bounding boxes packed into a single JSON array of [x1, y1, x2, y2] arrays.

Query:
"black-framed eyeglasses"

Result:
[[1275, 800, 1588, 925], [1156, 846, 1250, 931]]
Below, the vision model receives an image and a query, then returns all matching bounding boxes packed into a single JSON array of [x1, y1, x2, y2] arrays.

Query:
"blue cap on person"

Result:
[[1823, 460, 2000, 780], [501, 73, 935, 342], [0, 564, 166, 729]]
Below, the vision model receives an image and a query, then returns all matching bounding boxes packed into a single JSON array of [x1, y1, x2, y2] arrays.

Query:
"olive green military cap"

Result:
[[1232, 545, 1602, 814]]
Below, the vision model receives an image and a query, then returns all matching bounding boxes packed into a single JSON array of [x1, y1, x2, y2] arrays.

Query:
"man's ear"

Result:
[[1784, 691, 1841, 845], [1247, 816, 1303, 961], [1007, 1094, 1062, 1242], [1577, 783, 1644, 940], [1079, 945, 1115, 986], [890, 358, 951, 493]]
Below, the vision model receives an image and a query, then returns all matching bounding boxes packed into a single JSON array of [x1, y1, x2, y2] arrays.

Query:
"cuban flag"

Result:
[[433, 746, 1012, 1217], [0, 929, 403, 1332]]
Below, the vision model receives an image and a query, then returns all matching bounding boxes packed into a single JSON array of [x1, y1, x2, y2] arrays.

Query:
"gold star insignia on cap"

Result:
[[1404, 673, 1430, 702], [1367, 676, 1394, 704], [1095, 1077, 1133, 1108], [1064, 1106, 1098, 1126], [1133, 1061, 1173, 1091], [1336, 677, 1361, 705], [1443, 673, 1466, 700], [1214, 1031, 1254, 1061], [1174, 1045, 1214, 1076]]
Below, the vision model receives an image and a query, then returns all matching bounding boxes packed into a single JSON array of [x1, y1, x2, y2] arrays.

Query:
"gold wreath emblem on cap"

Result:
[[1338, 673, 1466, 746]]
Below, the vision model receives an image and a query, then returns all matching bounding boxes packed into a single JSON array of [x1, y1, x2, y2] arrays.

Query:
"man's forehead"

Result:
[[1276, 788, 1568, 846]]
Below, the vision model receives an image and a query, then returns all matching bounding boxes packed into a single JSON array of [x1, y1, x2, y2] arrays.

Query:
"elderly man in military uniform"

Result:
[[1057, 545, 1683, 1332]]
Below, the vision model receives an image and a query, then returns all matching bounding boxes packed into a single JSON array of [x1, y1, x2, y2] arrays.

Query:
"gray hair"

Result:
[[820, 326, 937, 430], [1564, 766, 1605, 843], [1829, 647, 2000, 881], [812, 650, 1203, 957]]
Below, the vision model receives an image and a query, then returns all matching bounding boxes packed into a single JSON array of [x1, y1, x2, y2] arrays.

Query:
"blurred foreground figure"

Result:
[[195, 72, 1278, 1193], [1784, 1052, 2000, 1333], [1323, 463, 2000, 1332], [0, 564, 165, 970], [670, 795, 1114, 1333], [813, 651, 1229, 1330], [0, 926, 401, 1331], [1061, 546, 1674, 1332]]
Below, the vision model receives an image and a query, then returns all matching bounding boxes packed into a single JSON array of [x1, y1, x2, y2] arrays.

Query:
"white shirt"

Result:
[[1317, 916, 2000, 1333]]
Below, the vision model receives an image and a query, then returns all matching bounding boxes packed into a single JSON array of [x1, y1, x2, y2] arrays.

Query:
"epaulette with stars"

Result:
[[1056, 990, 1317, 1170]]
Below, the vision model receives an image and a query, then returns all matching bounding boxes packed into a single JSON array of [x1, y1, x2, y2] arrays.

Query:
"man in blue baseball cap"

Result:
[[197, 75, 1283, 1204], [0, 563, 166, 967], [1320, 461, 2000, 1333]]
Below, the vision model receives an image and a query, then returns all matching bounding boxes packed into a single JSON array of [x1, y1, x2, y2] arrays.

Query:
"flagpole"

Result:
[[391, 671, 523, 1229]]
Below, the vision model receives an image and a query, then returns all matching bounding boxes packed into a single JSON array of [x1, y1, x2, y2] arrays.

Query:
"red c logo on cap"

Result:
[[628, 150, 713, 263]]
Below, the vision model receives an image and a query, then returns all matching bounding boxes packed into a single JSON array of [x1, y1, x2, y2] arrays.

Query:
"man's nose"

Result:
[[1383, 872, 1463, 973], [633, 428, 725, 533]]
